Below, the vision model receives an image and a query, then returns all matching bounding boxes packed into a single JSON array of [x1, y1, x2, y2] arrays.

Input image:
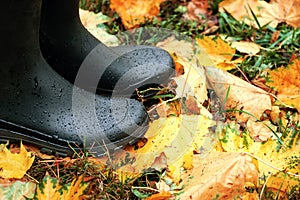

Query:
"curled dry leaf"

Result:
[[186, 0, 211, 20], [110, 0, 165, 29], [178, 152, 259, 200], [205, 66, 272, 122]]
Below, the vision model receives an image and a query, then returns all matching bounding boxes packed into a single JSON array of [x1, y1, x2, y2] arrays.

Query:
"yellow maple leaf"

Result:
[[267, 59, 300, 112], [36, 176, 61, 200], [0, 142, 34, 179], [61, 176, 89, 200], [114, 114, 216, 183], [110, 0, 165, 29], [36, 176, 88, 200], [196, 36, 242, 70]]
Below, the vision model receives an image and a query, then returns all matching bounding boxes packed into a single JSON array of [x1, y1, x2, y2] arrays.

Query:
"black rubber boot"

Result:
[[0, 0, 148, 157], [40, 0, 175, 96]]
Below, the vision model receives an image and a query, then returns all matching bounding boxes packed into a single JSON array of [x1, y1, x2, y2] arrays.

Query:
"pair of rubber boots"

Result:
[[0, 0, 175, 157]]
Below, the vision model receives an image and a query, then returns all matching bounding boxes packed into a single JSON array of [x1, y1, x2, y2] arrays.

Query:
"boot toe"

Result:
[[98, 46, 175, 96]]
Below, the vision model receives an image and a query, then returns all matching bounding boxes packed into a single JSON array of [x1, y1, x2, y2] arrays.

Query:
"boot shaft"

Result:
[[1, 0, 41, 60], [41, 0, 81, 32]]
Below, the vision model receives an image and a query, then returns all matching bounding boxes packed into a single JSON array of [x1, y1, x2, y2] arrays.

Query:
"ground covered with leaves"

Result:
[[1, 0, 300, 199]]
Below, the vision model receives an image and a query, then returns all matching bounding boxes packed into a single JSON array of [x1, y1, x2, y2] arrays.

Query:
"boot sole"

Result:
[[0, 119, 148, 157]]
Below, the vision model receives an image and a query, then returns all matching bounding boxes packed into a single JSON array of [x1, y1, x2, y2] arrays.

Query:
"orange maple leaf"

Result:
[[267, 59, 300, 111], [110, 0, 165, 29], [196, 36, 243, 70]]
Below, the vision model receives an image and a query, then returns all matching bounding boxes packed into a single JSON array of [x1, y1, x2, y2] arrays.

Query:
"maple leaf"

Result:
[[61, 176, 89, 199], [205, 66, 272, 122], [267, 59, 300, 112], [36, 175, 88, 200], [36, 176, 61, 200], [0, 142, 34, 179], [196, 36, 243, 70], [177, 152, 259, 199], [219, 0, 300, 28], [114, 114, 216, 183], [109, 0, 165, 29], [266, 172, 300, 199]]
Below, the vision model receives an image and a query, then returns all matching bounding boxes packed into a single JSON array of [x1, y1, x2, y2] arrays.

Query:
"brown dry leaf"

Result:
[[196, 36, 242, 70], [219, 0, 260, 21], [178, 152, 259, 199], [219, 0, 300, 28], [247, 120, 277, 142], [205, 66, 272, 122], [267, 59, 300, 112], [110, 0, 165, 29], [266, 172, 300, 199], [186, 0, 211, 20], [0, 142, 34, 179], [261, 0, 300, 28]]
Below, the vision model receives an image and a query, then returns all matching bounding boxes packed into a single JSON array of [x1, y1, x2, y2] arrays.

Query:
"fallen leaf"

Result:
[[111, 114, 216, 183], [110, 0, 165, 29], [156, 35, 214, 67], [196, 36, 243, 70], [219, 0, 300, 28], [205, 66, 272, 122], [186, 0, 211, 20], [267, 59, 300, 112], [36, 175, 88, 200], [0, 181, 36, 200], [219, 130, 300, 178], [0, 142, 34, 179], [36, 176, 61, 200], [231, 41, 261, 55], [177, 152, 259, 199], [261, 0, 300, 28], [266, 172, 300, 199], [79, 9, 119, 46], [145, 191, 173, 200], [61, 176, 89, 200], [219, 0, 260, 21], [247, 120, 277, 142], [171, 55, 208, 104]]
